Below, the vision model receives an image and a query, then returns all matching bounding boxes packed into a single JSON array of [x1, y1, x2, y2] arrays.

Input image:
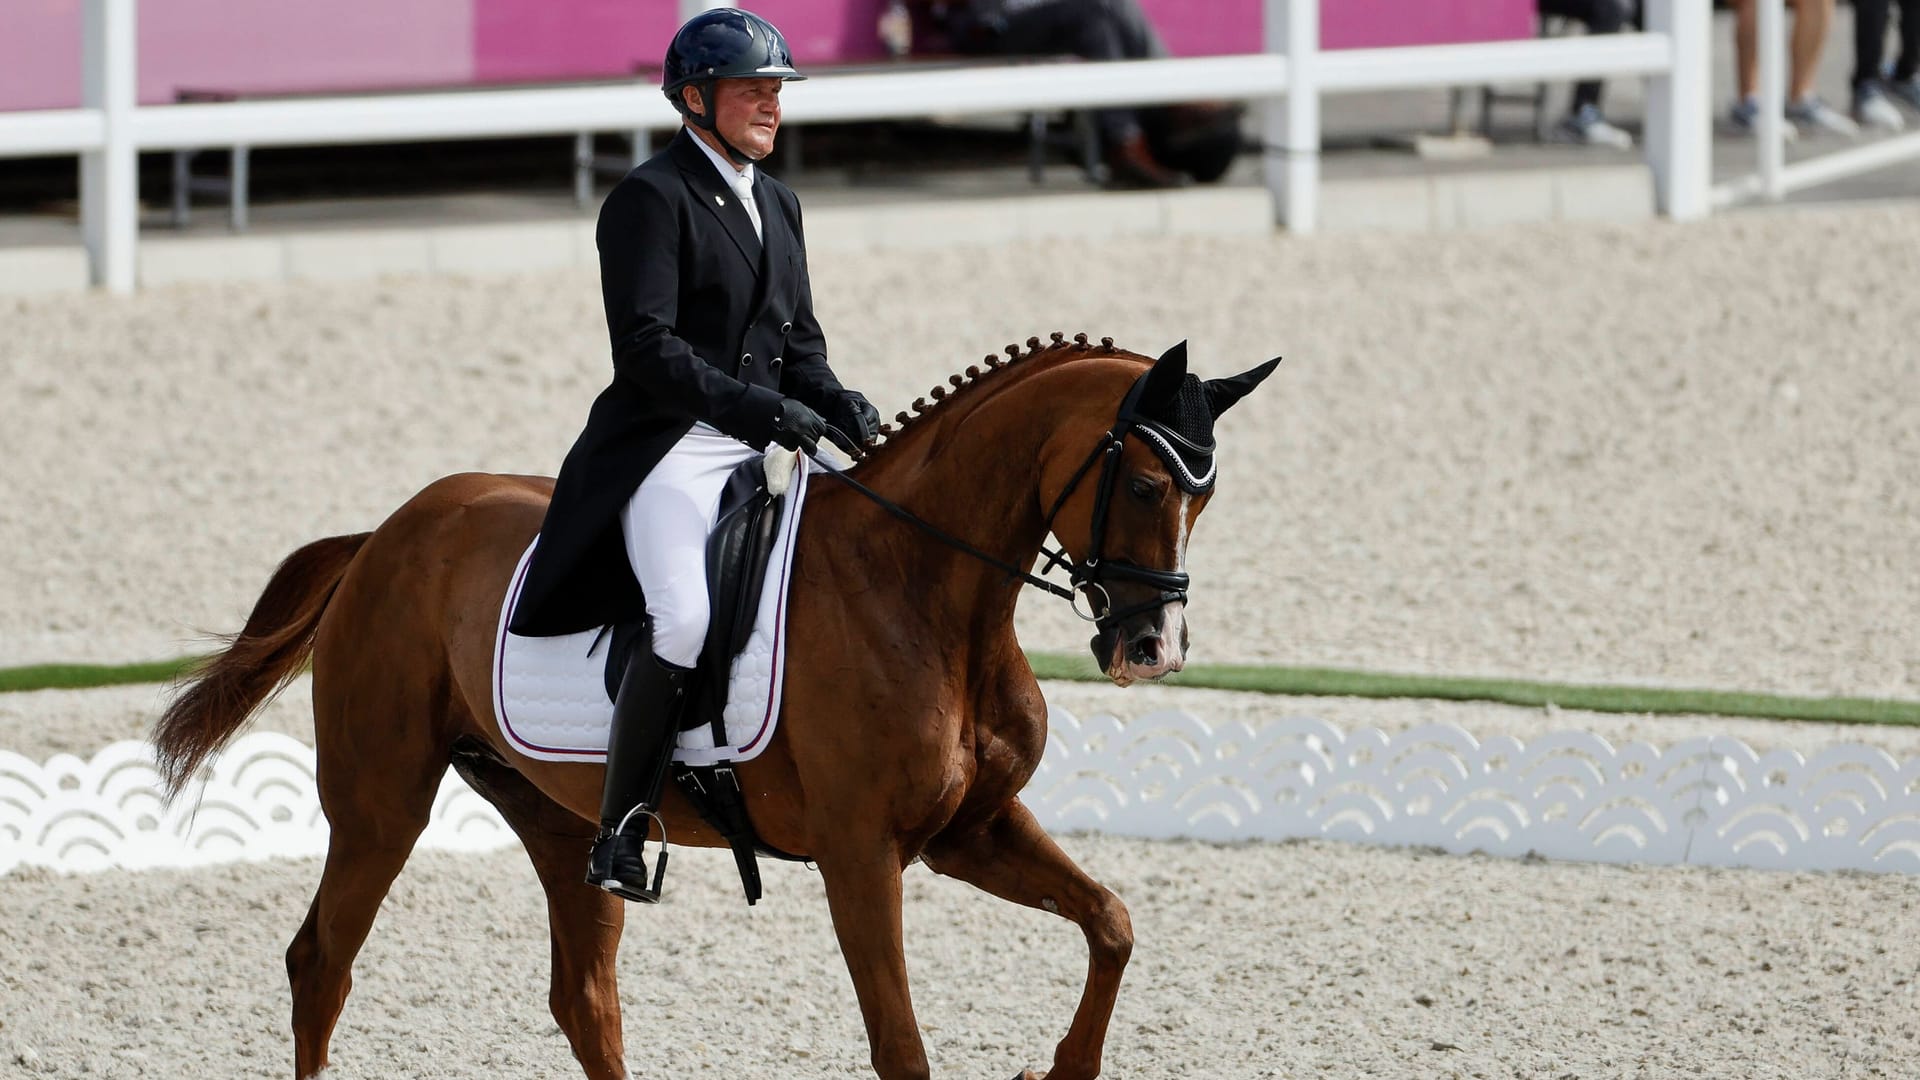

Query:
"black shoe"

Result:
[[1103, 132, 1187, 190], [587, 827, 669, 904]]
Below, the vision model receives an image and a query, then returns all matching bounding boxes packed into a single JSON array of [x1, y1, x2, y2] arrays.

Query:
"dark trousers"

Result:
[[1539, 0, 1632, 113], [1855, 0, 1920, 88], [950, 0, 1168, 141]]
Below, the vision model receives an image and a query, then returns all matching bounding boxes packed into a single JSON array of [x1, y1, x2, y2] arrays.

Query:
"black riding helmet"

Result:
[[663, 9, 806, 164]]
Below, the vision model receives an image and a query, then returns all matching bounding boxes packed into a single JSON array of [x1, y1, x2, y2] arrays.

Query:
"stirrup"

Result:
[[587, 808, 670, 904]]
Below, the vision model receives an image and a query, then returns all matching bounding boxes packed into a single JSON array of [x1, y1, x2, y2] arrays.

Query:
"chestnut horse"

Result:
[[153, 333, 1276, 1080]]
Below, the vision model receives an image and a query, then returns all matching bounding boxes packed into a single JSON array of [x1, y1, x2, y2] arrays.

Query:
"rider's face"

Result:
[[687, 78, 783, 161]]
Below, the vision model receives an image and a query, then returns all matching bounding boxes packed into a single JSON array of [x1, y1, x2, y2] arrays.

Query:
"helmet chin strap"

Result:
[[685, 83, 760, 168]]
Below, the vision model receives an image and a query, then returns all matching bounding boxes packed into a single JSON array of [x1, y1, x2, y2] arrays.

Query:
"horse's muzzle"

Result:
[[1092, 601, 1188, 687]]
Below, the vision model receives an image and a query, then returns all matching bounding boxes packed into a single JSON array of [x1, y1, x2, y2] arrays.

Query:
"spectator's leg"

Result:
[[1895, 0, 1920, 79], [1734, 0, 1759, 101], [1856, 0, 1892, 90], [1541, 0, 1628, 113], [1789, 0, 1835, 100], [992, 0, 1179, 184], [995, 0, 1147, 148]]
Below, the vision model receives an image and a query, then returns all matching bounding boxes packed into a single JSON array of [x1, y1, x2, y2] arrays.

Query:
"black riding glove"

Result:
[[770, 397, 830, 454], [826, 389, 881, 448]]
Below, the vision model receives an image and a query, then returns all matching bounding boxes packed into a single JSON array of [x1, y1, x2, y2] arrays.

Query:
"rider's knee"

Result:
[[647, 594, 710, 669]]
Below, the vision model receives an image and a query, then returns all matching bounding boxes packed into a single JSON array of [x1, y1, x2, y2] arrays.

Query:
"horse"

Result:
[[152, 332, 1278, 1080]]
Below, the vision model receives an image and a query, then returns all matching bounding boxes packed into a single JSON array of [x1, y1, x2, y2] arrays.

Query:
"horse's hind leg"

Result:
[[287, 678, 447, 1080], [922, 799, 1132, 1080], [449, 741, 628, 1080]]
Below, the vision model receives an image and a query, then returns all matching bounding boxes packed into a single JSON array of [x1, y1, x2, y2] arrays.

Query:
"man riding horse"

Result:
[[507, 9, 881, 903]]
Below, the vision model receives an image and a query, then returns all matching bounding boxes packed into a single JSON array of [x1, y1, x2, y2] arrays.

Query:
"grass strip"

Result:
[[1025, 652, 1920, 728], [0, 657, 205, 694], [4, 652, 1918, 729]]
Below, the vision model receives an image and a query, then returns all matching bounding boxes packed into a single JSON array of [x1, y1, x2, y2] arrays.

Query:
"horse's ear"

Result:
[[1140, 340, 1189, 409], [1204, 357, 1282, 419]]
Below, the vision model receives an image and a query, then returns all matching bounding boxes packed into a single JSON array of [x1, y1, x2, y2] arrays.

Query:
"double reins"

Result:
[[812, 370, 1191, 632], [814, 465, 1077, 605]]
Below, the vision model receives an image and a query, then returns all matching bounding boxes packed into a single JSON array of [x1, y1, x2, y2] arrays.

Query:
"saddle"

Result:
[[599, 454, 806, 904]]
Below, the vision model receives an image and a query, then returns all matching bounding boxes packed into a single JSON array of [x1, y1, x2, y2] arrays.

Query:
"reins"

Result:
[[813, 465, 1079, 605]]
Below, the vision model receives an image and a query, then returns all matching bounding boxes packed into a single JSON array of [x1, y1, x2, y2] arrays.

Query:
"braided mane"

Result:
[[866, 331, 1127, 458]]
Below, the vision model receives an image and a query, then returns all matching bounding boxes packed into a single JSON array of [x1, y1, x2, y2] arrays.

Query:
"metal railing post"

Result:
[[1757, 0, 1787, 199], [80, 0, 137, 293], [1263, 0, 1318, 233], [1643, 0, 1711, 220]]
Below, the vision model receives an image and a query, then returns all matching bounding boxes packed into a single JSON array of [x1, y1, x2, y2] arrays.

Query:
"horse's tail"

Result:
[[152, 532, 372, 803]]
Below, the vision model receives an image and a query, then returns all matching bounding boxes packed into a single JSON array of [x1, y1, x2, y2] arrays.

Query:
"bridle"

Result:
[[817, 367, 1194, 636]]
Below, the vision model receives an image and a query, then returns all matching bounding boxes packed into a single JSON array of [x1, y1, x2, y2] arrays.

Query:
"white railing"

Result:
[[1714, 0, 1920, 207], [0, 0, 1714, 293], [6, 709, 1918, 877]]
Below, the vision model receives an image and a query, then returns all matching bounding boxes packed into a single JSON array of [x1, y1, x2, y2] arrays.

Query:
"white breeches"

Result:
[[621, 423, 764, 668]]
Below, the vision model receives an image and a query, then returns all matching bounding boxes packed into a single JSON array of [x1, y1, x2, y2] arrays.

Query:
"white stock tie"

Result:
[[732, 172, 762, 242]]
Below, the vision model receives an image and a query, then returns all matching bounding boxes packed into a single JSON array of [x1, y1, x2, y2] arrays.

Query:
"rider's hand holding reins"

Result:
[[827, 389, 881, 447], [771, 397, 831, 456]]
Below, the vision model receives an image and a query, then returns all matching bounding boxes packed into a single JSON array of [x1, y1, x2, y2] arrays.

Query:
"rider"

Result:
[[507, 8, 880, 904]]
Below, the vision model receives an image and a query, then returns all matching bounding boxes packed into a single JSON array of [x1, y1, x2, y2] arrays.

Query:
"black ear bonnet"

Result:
[[1116, 342, 1280, 495], [1120, 372, 1218, 494]]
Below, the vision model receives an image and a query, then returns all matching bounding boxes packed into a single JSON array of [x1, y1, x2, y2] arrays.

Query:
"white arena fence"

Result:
[[4, 708, 1918, 878], [0, 0, 1715, 293]]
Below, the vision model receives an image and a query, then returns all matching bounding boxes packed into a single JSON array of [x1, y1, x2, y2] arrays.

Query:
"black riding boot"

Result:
[[586, 646, 693, 903]]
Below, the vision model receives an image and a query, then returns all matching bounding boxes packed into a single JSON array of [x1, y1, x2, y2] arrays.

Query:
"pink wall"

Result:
[[472, 0, 676, 84], [0, 0, 85, 111], [1141, 0, 1266, 57], [142, 0, 471, 97], [0, 1, 1539, 113], [0, 0, 472, 109], [752, 0, 1269, 65], [1322, 0, 1535, 50]]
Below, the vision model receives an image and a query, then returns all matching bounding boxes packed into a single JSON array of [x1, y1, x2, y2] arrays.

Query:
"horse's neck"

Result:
[[826, 379, 1069, 634], [852, 436, 1048, 625]]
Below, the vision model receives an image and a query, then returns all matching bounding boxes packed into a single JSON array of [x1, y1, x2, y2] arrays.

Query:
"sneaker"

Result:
[[1853, 84, 1907, 131], [1555, 103, 1634, 149], [1886, 74, 1920, 113], [1786, 94, 1861, 136], [1729, 96, 1799, 142]]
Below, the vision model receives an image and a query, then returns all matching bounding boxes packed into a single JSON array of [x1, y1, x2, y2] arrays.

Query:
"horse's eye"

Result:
[[1129, 477, 1158, 502]]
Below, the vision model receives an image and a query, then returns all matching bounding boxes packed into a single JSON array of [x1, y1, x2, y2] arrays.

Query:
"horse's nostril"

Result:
[[1131, 635, 1162, 667]]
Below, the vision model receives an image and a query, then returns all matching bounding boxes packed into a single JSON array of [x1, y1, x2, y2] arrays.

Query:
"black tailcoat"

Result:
[[509, 129, 846, 636]]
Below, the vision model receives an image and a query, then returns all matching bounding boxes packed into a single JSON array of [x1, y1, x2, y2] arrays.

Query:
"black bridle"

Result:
[[816, 369, 1192, 636]]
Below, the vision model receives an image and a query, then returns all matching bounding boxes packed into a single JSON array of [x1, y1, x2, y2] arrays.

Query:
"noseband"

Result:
[[818, 367, 1196, 638]]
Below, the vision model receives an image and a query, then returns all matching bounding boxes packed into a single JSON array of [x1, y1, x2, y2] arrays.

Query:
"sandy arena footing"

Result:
[[3, 204, 1918, 1077]]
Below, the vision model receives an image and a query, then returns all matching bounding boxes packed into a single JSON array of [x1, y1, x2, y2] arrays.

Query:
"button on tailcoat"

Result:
[[509, 128, 846, 636]]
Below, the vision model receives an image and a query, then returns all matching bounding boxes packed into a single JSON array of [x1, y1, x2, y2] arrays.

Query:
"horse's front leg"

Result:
[[922, 799, 1132, 1080], [816, 839, 932, 1080]]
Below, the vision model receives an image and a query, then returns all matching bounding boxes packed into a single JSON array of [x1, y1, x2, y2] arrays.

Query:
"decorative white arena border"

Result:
[[3, 710, 1918, 877]]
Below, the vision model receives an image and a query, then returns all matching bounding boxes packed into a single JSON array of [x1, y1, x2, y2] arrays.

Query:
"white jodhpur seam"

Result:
[[621, 423, 763, 668]]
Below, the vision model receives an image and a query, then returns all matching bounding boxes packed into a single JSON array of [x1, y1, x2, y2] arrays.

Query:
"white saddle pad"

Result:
[[491, 457, 812, 766]]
